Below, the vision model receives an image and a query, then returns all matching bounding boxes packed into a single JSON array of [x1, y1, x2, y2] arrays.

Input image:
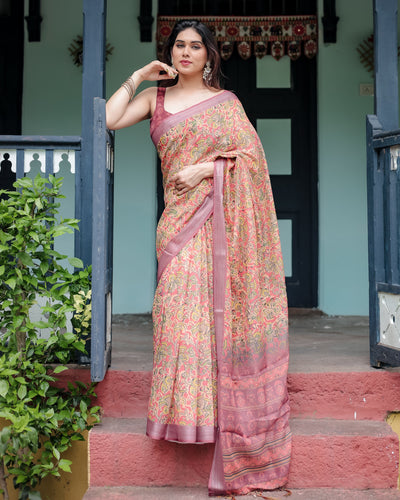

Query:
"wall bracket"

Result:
[[25, 0, 42, 42], [138, 0, 153, 42], [322, 0, 339, 43]]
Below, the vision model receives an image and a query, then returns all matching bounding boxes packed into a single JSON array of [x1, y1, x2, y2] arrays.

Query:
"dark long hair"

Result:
[[161, 19, 222, 89]]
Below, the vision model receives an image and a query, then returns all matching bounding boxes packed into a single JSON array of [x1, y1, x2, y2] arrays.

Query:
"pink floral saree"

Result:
[[146, 89, 291, 496]]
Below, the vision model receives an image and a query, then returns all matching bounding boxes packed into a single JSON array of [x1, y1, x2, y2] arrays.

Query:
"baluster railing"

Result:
[[0, 135, 81, 181], [0, 135, 83, 345]]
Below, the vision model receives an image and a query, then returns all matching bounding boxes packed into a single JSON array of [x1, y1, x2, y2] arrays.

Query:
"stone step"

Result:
[[288, 371, 400, 420], [88, 417, 398, 490], [55, 368, 400, 420], [83, 486, 400, 499], [68, 368, 400, 420]]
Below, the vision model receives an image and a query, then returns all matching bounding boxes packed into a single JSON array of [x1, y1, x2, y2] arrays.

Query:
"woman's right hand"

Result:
[[134, 60, 178, 85]]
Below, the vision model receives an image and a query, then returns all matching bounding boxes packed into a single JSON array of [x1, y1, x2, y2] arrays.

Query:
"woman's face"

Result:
[[171, 28, 208, 77]]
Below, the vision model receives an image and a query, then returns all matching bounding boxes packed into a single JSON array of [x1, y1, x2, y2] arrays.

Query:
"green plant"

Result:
[[71, 280, 92, 340], [0, 175, 100, 500]]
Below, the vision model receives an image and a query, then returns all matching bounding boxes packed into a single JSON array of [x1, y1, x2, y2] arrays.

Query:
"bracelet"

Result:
[[121, 75, 136, 102]]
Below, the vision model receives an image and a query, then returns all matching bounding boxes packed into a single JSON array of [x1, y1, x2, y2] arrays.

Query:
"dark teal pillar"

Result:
[[374, 0, 398, 131], [76, 0, 107, 267]]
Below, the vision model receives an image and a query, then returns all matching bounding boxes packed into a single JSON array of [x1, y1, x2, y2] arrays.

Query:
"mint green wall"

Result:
[[106, 0, 157, 313], [22, 0, 82, 268], [21, 0, 374, 315], [22, 0, 157, 313], [317, 0, 373, 315]]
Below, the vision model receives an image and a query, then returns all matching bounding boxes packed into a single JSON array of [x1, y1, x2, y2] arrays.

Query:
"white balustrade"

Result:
[[0, 148, 77, 175]]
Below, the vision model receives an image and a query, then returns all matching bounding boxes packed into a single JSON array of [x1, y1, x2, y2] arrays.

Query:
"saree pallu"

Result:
[[147, 90, 291, 496]]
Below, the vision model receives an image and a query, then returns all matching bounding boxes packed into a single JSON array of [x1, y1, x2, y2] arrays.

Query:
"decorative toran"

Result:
[[156, 15, 318, 61]]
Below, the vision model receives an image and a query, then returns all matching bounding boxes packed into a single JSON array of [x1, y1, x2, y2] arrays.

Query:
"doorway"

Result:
[[222, 52, 318, 307], [157, 0, 318, 307]]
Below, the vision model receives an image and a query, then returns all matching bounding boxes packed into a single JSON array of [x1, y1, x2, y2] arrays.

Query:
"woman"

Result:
[[106, 19, 291, 496]]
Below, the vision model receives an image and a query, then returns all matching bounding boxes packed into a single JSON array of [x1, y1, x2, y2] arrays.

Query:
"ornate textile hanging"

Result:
[[156, 16, 318, 61]]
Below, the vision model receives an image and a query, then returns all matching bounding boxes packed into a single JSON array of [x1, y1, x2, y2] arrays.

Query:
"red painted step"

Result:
[[83, 486, 400, 499], [88, 417, 398, 490], [56, 369, 400, 421], [288, 371, 400, 420]]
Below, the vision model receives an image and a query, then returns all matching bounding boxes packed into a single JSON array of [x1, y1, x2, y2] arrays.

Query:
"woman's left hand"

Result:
[[171, 162, 214, 194]]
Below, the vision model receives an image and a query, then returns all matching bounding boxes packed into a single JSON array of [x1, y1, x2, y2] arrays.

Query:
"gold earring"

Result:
[[203, 61, 212, 82]]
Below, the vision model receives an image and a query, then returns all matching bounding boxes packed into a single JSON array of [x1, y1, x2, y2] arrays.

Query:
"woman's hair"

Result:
[[161, 19, 222, 89]]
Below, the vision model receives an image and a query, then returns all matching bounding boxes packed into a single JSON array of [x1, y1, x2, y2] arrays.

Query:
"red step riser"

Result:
[[89, 432, 212, 488], [88, 421, 399, 489], [57, 369, 400, 421], [288, 434, 398, 489], [60, 369, 400, 490], [288, 372, 400, 420]]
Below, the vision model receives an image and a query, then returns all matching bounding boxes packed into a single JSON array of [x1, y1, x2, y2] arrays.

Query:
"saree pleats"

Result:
[[146, 90, 291, 495]]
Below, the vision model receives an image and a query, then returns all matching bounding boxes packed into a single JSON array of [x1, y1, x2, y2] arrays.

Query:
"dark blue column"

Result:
[[374, 0, 398, 131], [77, 0, 107, 267]]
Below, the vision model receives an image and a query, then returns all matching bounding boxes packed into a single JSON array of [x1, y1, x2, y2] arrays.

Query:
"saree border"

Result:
[[151, 90, 237, 145], [208, 159, 227, 494], [146, 420, 217, 443]]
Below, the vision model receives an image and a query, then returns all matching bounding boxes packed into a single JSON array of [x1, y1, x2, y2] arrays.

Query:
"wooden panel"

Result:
[[373, 0, 398, 131], [367, 0, 400, 368], [79, 0, 107, 269], [91, 97, 114, 382], [367, 119, 400, 367]]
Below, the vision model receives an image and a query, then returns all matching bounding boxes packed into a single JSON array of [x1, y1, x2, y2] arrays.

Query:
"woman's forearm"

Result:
[[106, 62, 177, 130], [200, 159, 234, 179], [202, 162, 214, 179], [106, 72, 141, 129]]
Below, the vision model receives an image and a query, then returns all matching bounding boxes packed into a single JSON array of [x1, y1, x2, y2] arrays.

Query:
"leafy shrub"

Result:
[[0, 175, 100, 500]]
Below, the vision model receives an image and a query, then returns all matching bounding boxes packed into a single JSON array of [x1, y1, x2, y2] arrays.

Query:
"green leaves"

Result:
[[0, 174, 99, 498], [52, 365, 68, 374], [0, 379, 9, 397], [18, 252, 35, 268], [5, 277, 16, 290], [58, 459, 72, 473], [13, 414, 30, 432], [16, 177, 34, 189], [0, 340, 100, 496], [17, 384, 27, 400], [68, 257, 84, 268]]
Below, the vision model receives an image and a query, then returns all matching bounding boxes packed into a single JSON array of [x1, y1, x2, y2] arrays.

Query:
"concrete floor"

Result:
[[110, 311, 398, 373]]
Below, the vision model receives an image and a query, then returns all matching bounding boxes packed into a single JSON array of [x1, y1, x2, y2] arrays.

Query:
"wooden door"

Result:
[[222, 52, 318, 307]]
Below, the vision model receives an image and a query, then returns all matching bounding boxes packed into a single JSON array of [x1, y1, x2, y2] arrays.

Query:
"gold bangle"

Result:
[[128, 76, 136, 95], [121, 75, 136, 102], [121, 82, 133, 101]]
